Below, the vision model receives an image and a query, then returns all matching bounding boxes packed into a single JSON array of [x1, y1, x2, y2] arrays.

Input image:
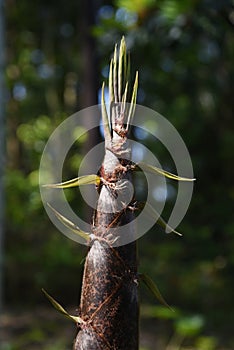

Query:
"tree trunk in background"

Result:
[[0, 0, 6, 313], [78, 0, 102, 221], [79, 0, 99, 109]]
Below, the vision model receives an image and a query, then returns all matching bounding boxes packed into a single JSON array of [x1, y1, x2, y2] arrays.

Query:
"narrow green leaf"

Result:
[[109, 59, 114, 105], [123, 39, 128, 87], [47, 203, 91, 242], [113, 44, 118, 102], [118, 37, 126, 101], [145, 202, 182, 236], [157, 216, 182, 236], [126, 71, 138, 130], [139, 273, 173, 311], [101, 82, 111, 141], [43, 174, 100, 189], [121, 82, 129, 118], [118, 39, 123, 101], [137, 162, 196, 181], [42, 289, 83, 324], [122, 82, 128, 105]]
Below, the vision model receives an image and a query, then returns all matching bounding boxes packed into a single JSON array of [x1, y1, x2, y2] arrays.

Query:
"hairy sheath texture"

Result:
[[74, 138, 139, 350]]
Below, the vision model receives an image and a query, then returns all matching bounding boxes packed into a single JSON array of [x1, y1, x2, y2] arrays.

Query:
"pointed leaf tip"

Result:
[[145, 202, 182, 236], [101, 82, 111, 141], [126, 71, 138, 131], [42, 289, 83, 324], [139, 273, 174, 311], [137, 162, 195, 182], [118, 37, 125, 101], [43, 174, 100, 189], [47, 203, 91, 242], [109, 59, 114, 105], [113, 44, 118, 102]]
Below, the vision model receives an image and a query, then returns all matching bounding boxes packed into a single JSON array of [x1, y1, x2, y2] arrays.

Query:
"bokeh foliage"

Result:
[[3, 0, 234, 349]]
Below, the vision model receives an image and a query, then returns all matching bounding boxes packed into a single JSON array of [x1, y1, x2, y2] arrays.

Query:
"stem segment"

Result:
[[74, 38, 139, 349]]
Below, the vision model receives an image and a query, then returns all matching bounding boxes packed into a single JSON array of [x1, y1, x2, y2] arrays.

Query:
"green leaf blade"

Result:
[[101, 82, 111, 141], [145, 202, 182, 236], [42, 289, 83, 324], [47, 203, 91, 242], [126, 71, 138, 130], [108, 59, 114, 105], [137, 162, 195, 182], [118, 37, 124, 101], [43, 174, 100, 189], [139, 273, 173, 311]]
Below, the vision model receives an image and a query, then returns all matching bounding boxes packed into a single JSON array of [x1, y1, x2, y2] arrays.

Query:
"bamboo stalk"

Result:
[[74, 38, 139, 350], [42, 37, 194, 349]]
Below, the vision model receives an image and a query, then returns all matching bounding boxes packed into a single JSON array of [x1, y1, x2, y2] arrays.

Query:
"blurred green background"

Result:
[[0, 0, 234, 349]]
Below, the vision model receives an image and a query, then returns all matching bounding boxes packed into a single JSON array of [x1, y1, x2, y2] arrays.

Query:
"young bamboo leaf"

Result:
[[47, 203, 91, 242], [121, 82, 129, 118], [145, 202, 182, 236], [123, 39, 128, 87], [113, 44, 118, 102], [118, 37, 125, 101], [122, 82, 128, 105], [139, 273, 173, 311], [137, 162, 196, 181], [109, 59, 114, 105], [126, 71, 138, 131], [42, 289, 84, 324], [43, 174, 100, 189], [101, 82, 111, 141]]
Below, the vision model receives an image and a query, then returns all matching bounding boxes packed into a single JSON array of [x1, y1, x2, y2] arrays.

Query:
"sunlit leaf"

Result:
[[113, 44, 118, 102], [109, 59, 114, 105], [120, 82, 128, 121], [47, 203, 91, 242], [139, 273, 173, 311], [42, 289, 83, 324], [137, 162, 195, 181], [43, 174, 100, 189], [118, 37, 126, 101], [123, 42, 128, 87], [126, 71, 138, 130], [122, 82, 128, 105], [101, 82, 111, 141], [107, 37, 138, 132]]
